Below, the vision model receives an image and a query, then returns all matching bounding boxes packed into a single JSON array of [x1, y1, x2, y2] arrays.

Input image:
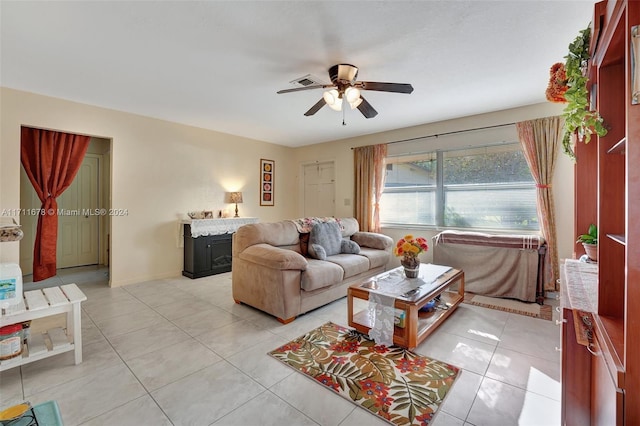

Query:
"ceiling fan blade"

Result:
[[277, 84, 332, 94], [356, 81, 414, 94], [304, 98, 326, 116], [357, 96, 378, 119]]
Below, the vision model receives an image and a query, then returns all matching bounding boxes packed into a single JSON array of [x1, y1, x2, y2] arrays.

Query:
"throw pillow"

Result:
[[341, 239, 361, 254], [309, 244, 327, 260], [308, 221, 342, 260], [299, 233, 310, 256]]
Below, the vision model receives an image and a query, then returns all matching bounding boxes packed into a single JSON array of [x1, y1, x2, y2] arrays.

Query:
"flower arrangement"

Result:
[[393, 235, 429, 258], [545, 62, 568, 103], [394, 235, 428, 278]]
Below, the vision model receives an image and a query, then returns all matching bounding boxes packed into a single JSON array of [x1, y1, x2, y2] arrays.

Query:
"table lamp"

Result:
[[227, 192, 243, 217]]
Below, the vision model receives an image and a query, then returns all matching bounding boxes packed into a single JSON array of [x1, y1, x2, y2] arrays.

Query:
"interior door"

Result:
[[303, 161, 335, 217], [57, 155, 100, 268]]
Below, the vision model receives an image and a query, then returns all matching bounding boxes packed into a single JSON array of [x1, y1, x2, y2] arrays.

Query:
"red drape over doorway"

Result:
[[20, 127, 90, 281]]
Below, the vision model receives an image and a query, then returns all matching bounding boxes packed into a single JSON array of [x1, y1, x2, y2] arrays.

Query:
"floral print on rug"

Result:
[[269, 322, 459, 426]]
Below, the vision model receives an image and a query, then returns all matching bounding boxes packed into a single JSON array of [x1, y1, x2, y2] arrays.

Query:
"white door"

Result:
[[303, 161, 335, 217], [57, 155, 100, 268]]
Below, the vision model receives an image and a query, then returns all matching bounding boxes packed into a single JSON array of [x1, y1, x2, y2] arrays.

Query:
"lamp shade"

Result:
[[323, 89, 343, 111], [227, 192, 243, 203], [344, 87, 360, 103]]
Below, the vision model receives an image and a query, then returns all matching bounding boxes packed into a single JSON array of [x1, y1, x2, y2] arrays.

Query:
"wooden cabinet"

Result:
[[182, 225, 233, 279], [561, 306, 591, 425], [563, 1, 640, 424]]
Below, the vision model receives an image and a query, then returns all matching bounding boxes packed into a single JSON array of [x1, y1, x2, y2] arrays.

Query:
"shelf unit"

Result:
[[563, 1, 640, 424], [0, 284, 86, 372]]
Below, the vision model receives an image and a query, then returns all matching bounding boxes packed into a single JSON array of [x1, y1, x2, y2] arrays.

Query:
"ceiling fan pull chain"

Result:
[[342, 106, 346, 126]]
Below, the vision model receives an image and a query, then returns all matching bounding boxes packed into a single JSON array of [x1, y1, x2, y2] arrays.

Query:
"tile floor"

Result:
[[2, 268, 562, 426]]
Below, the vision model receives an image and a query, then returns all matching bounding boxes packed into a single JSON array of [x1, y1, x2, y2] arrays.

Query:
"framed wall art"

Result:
[[260, 159, 275, 206]]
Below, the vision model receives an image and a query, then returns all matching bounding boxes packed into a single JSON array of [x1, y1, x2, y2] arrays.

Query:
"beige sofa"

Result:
[[232, 218, 393, 323]]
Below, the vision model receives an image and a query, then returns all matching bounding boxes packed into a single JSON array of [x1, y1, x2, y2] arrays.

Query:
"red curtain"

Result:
[[21, 127, 90, 281]]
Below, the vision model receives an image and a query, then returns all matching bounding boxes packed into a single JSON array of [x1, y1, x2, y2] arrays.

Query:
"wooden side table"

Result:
[[348, 265, 464, 349]]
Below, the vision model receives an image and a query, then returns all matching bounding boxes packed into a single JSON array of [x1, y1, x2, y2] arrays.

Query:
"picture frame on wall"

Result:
[[260, 159, 274, 206]]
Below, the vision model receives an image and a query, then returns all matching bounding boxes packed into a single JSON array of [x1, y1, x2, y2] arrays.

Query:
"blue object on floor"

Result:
[[33, 401, 63, 425], [3, 401, 63, 426], [419, 299, 437, 312]]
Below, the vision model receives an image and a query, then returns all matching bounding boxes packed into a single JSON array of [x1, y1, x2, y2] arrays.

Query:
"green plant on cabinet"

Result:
[[576, 223, 598, 245], [562, 27, 608, 159]]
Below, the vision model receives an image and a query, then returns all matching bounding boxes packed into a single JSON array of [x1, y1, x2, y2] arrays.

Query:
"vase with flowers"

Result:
[[394, 234, 429, 278]]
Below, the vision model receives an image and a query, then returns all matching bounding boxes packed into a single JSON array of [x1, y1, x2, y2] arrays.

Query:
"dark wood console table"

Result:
[[182, 218, 258, 279]]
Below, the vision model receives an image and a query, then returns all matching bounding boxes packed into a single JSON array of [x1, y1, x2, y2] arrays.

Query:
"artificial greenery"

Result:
[[577, 223, 598, 245], [562, 27, 608, 160]]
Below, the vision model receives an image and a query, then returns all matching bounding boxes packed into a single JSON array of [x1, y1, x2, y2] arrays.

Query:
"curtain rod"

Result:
[[351, 122, 517, 149]]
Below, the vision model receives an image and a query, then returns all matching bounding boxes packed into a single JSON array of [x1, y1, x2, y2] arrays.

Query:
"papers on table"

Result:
[[361, 264, 452, 299]]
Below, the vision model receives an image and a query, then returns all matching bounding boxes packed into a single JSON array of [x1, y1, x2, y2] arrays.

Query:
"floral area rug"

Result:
[[268, 322, 459, 425]]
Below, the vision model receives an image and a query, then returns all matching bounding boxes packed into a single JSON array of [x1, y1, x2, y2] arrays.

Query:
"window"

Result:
[[380, 143, 539, 231]]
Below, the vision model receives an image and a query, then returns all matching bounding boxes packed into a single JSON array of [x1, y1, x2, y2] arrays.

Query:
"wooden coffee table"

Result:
[[347, 264, 464, 349]]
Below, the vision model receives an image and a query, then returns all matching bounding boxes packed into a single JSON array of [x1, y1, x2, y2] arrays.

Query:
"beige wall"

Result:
[[1, 88, 297, 286], [294, 102, 575, 271], [1, 87, 576, 286]]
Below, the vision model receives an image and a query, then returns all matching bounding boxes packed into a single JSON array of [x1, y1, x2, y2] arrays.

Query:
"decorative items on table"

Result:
[[187, 211, 215, 219], [394, 234, 429, 278], [0, 219, 23, 242]]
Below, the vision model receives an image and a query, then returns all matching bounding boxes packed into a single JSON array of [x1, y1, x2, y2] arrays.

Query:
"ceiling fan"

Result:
[[277, 64, 414, 119]]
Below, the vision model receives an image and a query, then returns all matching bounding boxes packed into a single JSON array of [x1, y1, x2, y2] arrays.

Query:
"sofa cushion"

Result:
[[308, 221, 343, 260], [234, 221, 300, 253], [326, 254, 370, 278], [351, 232, 393, 250], [358, 247, 390, 269], [239, 244, 308, 270], [301, 259, 345, 291], [340, 218, 359, 237]]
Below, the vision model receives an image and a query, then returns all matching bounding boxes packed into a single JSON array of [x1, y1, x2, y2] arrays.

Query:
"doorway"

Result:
[[302, 161, 336, 217], [57, 154, 99, 268], [19, 135, 111, 284]]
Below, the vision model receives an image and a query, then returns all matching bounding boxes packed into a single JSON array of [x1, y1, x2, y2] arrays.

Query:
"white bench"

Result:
[[0, 284, 87, 372]]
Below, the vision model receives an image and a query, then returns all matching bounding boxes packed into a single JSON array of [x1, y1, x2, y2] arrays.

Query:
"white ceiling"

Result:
[[1, 1, 595, 147]]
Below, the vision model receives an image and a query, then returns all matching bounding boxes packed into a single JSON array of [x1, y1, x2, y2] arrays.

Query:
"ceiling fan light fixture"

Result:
[[323, 89, 339, 105], [344, 87, 361, 103], [349, 97, 363, 109], [328, 97, 343, 111], [323, 89, 343, 111], [277, 63, 412, 119]]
